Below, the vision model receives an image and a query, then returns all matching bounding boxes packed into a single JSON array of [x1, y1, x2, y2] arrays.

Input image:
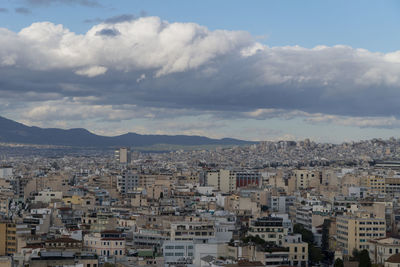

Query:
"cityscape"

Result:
[[1, 1, 400, 267]]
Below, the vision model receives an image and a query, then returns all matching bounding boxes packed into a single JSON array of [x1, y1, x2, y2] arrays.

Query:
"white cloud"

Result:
[[75, 65, 107, 77], [1, 16, 400, 140], [136, 73, 146, 83]]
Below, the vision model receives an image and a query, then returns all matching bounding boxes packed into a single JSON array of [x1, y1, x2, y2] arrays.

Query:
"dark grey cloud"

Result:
[[0, 8, 8, 13], [95, 28, 120, 37], [15, 7, 32, 14], [25, 0, 101, 8], [104, 14, 136, 24]]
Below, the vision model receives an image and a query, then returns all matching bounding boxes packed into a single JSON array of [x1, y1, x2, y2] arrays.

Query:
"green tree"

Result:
[[309, 245, 323, 264], [321, 219, 331, 252], [293, 224, 323, 264], [334, 258, 344, 267], [241, 235, 266, 245], [293, 224, 314, 244], [352, 248, 360, 261], [358, 249, 371, 267]]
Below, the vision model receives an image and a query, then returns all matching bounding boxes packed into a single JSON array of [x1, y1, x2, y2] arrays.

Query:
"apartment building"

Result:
[[207, 169, 236, 193], [283, 234, 308, 267], [362, 175, 386, 194], [117, 170, 139, 194], [162, 240, 194, 266], [291, 170, 321, 190], [336, 213, 386, 255], [248, 217, 287, 245], [84, 230, 126, 258], [170, 220, 215, 243]]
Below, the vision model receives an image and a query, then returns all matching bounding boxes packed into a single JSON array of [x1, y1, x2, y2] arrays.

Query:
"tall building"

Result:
[[336, 212, 386, 255], [115, 147, 131, 164], [0, 221, 16, 256]]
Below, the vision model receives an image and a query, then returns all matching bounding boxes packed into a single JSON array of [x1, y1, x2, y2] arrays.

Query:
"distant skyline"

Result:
[[1, 0, 400, 142]]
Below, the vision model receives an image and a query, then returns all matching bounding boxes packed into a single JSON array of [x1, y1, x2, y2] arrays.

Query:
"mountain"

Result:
[[0, 116, 255, 147]]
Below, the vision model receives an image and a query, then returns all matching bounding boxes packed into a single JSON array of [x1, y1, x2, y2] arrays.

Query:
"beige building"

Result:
[[283, 234, 308, 267], [207, 169, 236, 193], [84, 230, 126, 258], [224, 195, 259, 215], [362, 175, 386, 194], [336, 212, 386, 255], [291, 170, 321, 190], [33, 190, 63, 203], [248, 217, 288, 246], [115, 147, 130, 164], [340, 174, 361, 196]]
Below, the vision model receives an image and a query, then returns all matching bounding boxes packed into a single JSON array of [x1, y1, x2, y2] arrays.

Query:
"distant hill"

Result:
[[0, 116, 255, 148]]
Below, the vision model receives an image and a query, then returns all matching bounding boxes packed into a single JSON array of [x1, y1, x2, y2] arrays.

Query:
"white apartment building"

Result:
[[170, 221, 215, 243], [163, 240, 194, 266], [368, 237, 400, 265]]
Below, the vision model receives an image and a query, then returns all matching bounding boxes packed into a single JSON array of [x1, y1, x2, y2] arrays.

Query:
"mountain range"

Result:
[[0, 116, 255, 148]]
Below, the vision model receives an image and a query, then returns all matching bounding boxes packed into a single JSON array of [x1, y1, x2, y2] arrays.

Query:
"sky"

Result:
[[1, 0, 400, 143]]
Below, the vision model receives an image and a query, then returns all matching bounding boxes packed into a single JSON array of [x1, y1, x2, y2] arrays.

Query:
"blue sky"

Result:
[[2, 0, 400, 52], [1, 0, 400, 142]]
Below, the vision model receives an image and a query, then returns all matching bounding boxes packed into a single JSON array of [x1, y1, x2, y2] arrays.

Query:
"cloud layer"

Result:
[[1, 16, 400, 139]]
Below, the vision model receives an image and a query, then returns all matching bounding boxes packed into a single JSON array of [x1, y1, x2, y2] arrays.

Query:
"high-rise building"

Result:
[[336, 212, 386, 255], [115, 147, 131, 164]]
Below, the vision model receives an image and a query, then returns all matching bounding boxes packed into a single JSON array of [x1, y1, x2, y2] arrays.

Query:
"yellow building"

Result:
[[362, 175, 386, 194], [63, 195, 83, 205], [0, 222, 16, 256], [336, 212, 386, 256]]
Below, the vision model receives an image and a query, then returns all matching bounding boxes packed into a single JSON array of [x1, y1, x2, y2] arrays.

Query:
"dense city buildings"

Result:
[[1, 138, 400, 266]]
